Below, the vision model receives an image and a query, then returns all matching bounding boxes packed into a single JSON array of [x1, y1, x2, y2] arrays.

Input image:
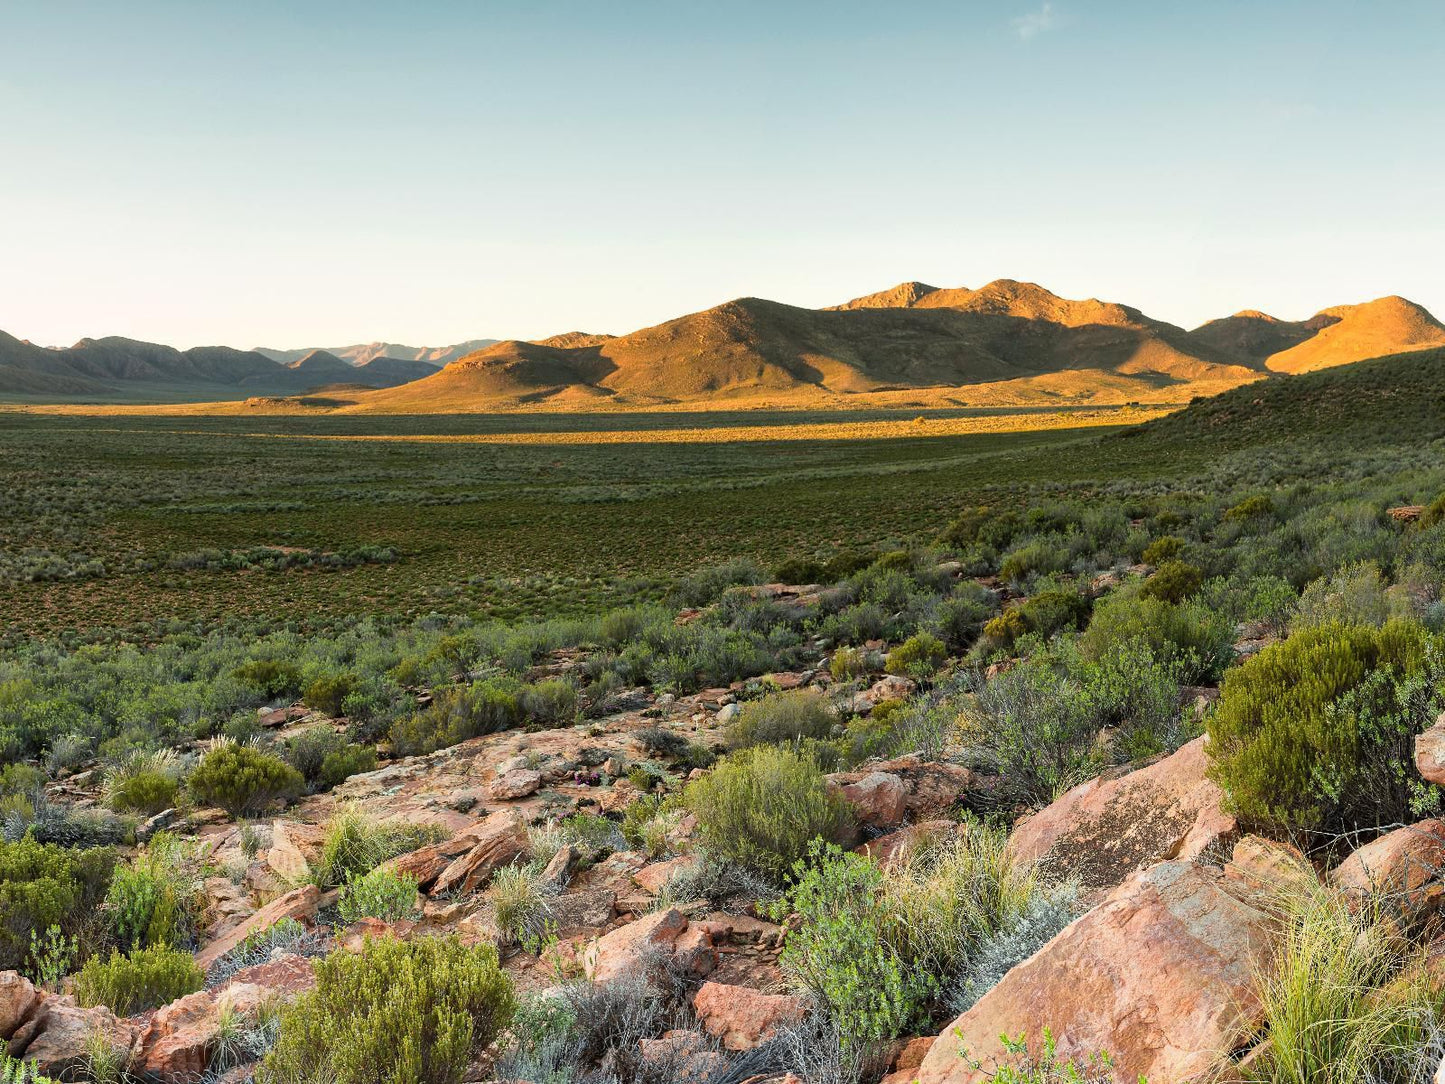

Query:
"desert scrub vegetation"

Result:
[[74, 943, 204, 1016], [685, 745, 853, 880], [105, 832, 205, 951], [765, 828, 1049, 1047], [1206, 620, 1443, 835], [0, 835, 113, 972], [1228, 873, 1445, 1084], [256, 934, 516, 1084], [337, 866, 421, 924], [187, 741, 304, 816], [725, 689, 837, 750], [313, 806, 445, 890], [101, 747, 186, 814]]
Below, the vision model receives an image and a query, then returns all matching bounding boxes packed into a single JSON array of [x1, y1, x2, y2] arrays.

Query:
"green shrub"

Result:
[[971, 1030, 1119, 1083], [1207, 621, 1438, 833], [726, 690, 836, 750], [1141, 535, 1185, 565], [1224, 494, 1276, 524], [1292, 561, 1404, 632], [318, 745, 378, 790], [282, 727, 345, 784], [233, 658, 304, 698], [520, 679, 578, 725], [0, 764, 45, 797], [337, 867, 420, 924], [1016, 589, 1090, 639], [1081, 587, 1234, 683], [314, 806, 443, 890], [0, 836, 113, 972], [685, 746, 852, 880], [486, 865, 550, 944], [671, 560, 765, 608], [886, 632, 946, 679], [0, 1054, 56, 1084], [829, 646, 871, 681], [303, 673, 356, 716], [256, 935, 516, 1084], [999, 541, 1068, 583], [980, 609, 1027, 652], [106, 834, 203, 951], [1141, 560, 1204, 603], [390, 677, 523, 757], [74, 944, 203, 1016], [188, 743, 303, 817], [102, 749, 184, 815]]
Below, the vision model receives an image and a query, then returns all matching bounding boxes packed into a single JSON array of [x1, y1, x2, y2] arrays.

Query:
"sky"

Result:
[[2, 0, 1443, 350]]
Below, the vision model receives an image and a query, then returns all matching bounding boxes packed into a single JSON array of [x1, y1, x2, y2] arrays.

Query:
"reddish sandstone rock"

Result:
[[638, 1029, 727, 1083], [1416, 715, 1445, 787], [692, 981, 806, 1050], [387, 818, 491, 890], [430, 814, 529, 896], [488, 768, 543, 801], [1331, 819, 1445, 911], [856, 820, 957, 868], [915, 843, 1287, 1084], [195, 883, 321, 971], [882, 1036, 938, 1084], [10, 998, 136, 1078], [835, 772, 907, 830], [0, 970, 41, 1038], [266, 819, 326, 881], [634, 854, 700, 896], [1007, 736, 1235, 895], [584, 909, 716, 983]]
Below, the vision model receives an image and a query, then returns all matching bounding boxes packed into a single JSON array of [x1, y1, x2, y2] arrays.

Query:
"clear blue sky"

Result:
[[2, 1, 1442, 349]]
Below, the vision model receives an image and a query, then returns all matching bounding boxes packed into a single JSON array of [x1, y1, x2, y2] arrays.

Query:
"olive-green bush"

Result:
[[74, 944, 203, 1016], [1207, 620, 1437, 833], [187, 743, 304, 817], [725, 689, 836, 750], [0, 836, 113, 972], [1141, 560, 1204, 604], [685, 746, 852, 880], [886, 632, 947, 679], [256, 935, 516, 1084]]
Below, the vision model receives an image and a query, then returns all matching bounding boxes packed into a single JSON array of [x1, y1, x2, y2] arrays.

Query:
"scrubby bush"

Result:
[[886, 632, 946, 679], [970, 1031, 1119, 1083], [1141, 560, 1204, 603], [1141, 535, 1185, 565], [233, 658, 304, 698], [1207, 620, 1440, 834], [188, 742, 303, 817], [487, 865, 551, 944], [829, 646, 871, 681], [318, 745, 378, 790], [1016, 589, 1090, 640], [102, 749, 184, 815], [1081, 586, 1234, 683], [74, 944, 203, 1016], [256, 935, 516, 1084], [282, 728, 346, 784], [520, 679, 578, 725], [314, 806, 443, 890], [106, 834, 203, 951], [726, 690, 836, 750], [390, 676, 523, 757], [337, 867, 420, 924], [685, 746, 852, 880], [1224, 494, 1276, 524], [1292, 561, 1404, 631], [0, 836, 113, 971], [303, 672, 356, 716], [949, 883, 1079, 1013], [670, 559, 764, 608]]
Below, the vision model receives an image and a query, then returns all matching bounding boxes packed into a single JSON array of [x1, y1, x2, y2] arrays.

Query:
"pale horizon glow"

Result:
[[2, 1, 1443, 351]]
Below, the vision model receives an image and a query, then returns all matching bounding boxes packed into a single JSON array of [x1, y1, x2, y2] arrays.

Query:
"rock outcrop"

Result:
[[916, 838, 1295, 1084], [1007, 736, 1236, 895]]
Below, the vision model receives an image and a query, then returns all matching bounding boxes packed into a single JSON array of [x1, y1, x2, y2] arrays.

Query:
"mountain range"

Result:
[[4, 281, 1442, 409]]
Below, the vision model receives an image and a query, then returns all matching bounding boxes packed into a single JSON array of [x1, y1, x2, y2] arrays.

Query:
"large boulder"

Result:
[[6, 996, 137, 1078], [692, 981, 806, 1050], [915, 839, 1294, 1084], [386, 818, 491, 890], [0, 971, 41, 1038], [834, 772, 907, 831], [1331, 819, 1445, 911], [195, 883, 321, 971], [1007, 736, 1235, 896]]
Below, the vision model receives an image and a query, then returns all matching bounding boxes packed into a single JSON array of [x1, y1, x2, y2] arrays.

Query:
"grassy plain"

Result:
[[0, 406, 1194, 638]]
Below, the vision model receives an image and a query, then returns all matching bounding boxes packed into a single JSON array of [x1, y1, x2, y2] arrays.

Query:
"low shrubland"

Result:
[[74, 943, 204, 1016], [256, 935, 515, 1084]]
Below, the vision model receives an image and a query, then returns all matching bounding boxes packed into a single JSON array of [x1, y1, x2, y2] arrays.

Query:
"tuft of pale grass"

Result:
[[1233, 874, 1444, 1084], [488, 863, 551, 944]]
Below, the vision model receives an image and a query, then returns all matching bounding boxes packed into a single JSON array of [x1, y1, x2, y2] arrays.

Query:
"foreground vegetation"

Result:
[[8, 352, 1445, 1082]]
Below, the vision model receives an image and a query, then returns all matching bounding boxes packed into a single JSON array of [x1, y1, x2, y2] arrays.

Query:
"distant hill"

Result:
[[0, 333, 445, 402], [255, 339, 496, 366], [1117, 344, 1445, 451], [6, 281, 1442, 409], [355, 278, 1282, 412]]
